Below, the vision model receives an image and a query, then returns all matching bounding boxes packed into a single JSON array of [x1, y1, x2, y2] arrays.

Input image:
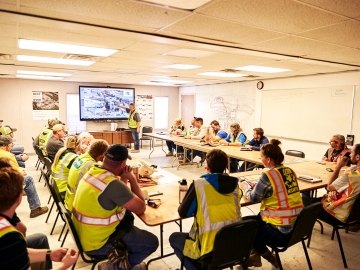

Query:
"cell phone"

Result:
[[147, 199, 161, 208], [240, 179, 253, 189]]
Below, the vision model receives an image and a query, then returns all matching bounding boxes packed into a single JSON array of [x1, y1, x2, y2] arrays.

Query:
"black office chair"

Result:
[[58, 202, 107, 270], [312, 196, 360, 268], [285, 150, 305, 158], [184, 219, 259, 270], [270, 202, 322, 270], [140, 126, 153, 148], [33, 144, 47, 179]]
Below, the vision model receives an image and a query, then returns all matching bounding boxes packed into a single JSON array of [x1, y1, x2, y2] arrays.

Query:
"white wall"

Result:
[[180, 71, 360, 160], [0, 79, 179, 153]]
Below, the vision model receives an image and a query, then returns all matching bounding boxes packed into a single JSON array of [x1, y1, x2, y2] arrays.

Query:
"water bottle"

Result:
[[179, 179, 188, 204]]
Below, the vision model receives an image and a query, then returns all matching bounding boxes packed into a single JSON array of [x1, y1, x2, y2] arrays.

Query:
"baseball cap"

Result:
[[0, 126, 16, 136], [105, 144, 131, 162], [48, 118, 63, 128], [0, 135, 13, 146], [52, 124, 65, 132]]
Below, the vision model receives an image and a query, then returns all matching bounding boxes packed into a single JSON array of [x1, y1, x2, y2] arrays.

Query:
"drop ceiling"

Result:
[[0, 0, 359, 86]]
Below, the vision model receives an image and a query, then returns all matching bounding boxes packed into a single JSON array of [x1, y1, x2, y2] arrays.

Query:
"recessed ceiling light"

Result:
[[18, 39, 118, 57], [17, 70, 72, 77], [17, 55, 95, 66], [234, 65, 290, 73], [198, 71, 246, 78], [163, 64, 201, 70], [16, 74, 65, 80]]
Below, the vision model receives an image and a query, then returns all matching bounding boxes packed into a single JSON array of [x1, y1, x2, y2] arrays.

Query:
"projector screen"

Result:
[[79, 86, 135, 121]]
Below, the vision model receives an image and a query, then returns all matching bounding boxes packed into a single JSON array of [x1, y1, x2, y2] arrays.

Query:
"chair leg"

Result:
[[47, 194, 52, 204], [45, 201, 55, 223], [334, 228, 348, 268], [50, 212, 60, 235], [302, 240, 313, 270], [274, 251, 283, 270], [58, 223, 66, 241], [61, 229, 69, 247], [316, 220, 324, 234], [331, 228, 336, 240]]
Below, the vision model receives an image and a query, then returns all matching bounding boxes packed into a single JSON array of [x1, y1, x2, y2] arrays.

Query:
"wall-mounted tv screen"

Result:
[[79, 86, 135, 121]]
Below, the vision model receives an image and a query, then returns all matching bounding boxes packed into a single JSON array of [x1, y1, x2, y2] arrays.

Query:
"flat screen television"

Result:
[[79, 86, 135, 121]]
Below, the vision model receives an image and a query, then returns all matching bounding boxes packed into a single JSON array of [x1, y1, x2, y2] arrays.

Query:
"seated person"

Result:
[[323, 134, 351, 163], [65, 139, 109, 211], [0, 159, 78, 270], [77, 131, 94, 154], [46, 124, 67, 161], [305, 144, 360, 226], [203, 120, 228, 144], [34, 118, 63, 156], [220, 123, 247, 172], [239, 127, 269, 171], [241, 139, 304, 268], [0, 125, 28, 168], [185, 117, 208, 163], [0, 135, 48, 218], [51, 135, 80, 200], [166, 118, 186, 157], [169, 149, 242, 270], [72, 145, 158, 269]]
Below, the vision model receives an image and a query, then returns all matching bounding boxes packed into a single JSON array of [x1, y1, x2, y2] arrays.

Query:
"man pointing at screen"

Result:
[[118, 103, 141, 153]]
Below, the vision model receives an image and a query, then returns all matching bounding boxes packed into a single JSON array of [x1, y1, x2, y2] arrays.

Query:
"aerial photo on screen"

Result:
[[80, 86, 134, 120]]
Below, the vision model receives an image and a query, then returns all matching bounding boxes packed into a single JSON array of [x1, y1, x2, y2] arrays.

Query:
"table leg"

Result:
[[148, 138, 155, 159]]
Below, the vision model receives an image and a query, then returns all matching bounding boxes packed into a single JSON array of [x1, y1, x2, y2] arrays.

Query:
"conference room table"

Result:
[[132, 156, 334, 266]]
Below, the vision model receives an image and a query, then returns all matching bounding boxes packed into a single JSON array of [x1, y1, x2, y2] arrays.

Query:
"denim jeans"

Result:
[[166, 140, 176, 152], [24, 175, 41, 210], [169, 232, 198, 270], [27, 233, 52, 270], [130, 128, 140, 150], [87, 226, 159, 267]]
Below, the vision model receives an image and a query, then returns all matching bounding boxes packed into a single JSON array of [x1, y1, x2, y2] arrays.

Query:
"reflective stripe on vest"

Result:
[[260, 167, 303, 226], [72, 208, 126, 226], [0, 218, 18, 238]]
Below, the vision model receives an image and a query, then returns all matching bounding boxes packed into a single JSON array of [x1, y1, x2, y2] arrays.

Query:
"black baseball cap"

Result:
[[105, 144, 132, 162]]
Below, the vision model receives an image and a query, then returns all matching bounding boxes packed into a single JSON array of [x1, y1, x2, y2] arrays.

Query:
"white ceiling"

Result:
[[0, 0, 359, 86]]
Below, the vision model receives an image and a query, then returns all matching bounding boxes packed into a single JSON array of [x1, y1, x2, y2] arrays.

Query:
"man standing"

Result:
[[72, 144, 158, 269], [0, 135, 48, 218], [169, 149, 242, 270], [119, 103, 141, 153]]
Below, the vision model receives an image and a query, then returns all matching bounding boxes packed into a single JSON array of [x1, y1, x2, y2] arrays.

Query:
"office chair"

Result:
[[285, 150, 305, 158], [270, 202, 322, 270], [183, 219, 259, 270], [140, 126, 153, 148], [311, 196, 360, 268]]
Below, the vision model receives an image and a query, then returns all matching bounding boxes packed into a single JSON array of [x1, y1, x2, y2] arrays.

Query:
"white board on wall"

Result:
[[261, 86, 354, 143]]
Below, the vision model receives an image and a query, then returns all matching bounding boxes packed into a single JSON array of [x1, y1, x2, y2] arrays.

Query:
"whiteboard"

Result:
[[261, 86, 354, 143]]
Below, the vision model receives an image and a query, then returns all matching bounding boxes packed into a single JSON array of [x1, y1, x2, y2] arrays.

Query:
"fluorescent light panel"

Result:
[[140, 0, 212, 10], [199, 71, 246, 78], [18, 39, 118, 57], [17, 55, 94, 66], [163, 64, 201, 70], [16, 74, 64, 80], [17, 70, 72, 77], [235, 65, 290, 73]]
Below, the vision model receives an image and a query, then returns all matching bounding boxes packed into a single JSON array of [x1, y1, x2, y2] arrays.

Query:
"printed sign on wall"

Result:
[[32, 91, 59, 120]]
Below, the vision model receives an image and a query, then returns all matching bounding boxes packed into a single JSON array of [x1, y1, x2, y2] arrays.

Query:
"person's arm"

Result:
[[327, 155, 349, 189], [244, 173, 273, 203], [190, 127, 207, 140], [323, 149, 330, 161], [178, 182, 197, 218], [220, 134, 231, 145], [28, 248, 78, 270]]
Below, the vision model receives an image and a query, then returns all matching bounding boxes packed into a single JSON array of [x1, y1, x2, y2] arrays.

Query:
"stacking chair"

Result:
[[314, 196, 360, 268], [140, 126, 153, 148], [184, 219, 259, 270], [285, 150, 305, 158], [58, 202, 107, 270], [270, 202, 322, 270]]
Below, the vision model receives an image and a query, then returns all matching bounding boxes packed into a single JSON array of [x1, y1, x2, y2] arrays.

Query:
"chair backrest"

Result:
[[206, 219, 259, 270], [347, 195, 360, 224], [142, 126, 153, 134], [285, 150, 305, 158], [34, 144, 46, 163], [287, 202, 322, 248], [43, 157, 53, 177]]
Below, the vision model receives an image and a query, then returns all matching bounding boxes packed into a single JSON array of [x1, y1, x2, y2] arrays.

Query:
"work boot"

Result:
[[248, 250, 262, 267], [30, 206, 49, 218], [166, 151, 173, 157], [261, 250, 279, 268], [130, 149, 140, 153]]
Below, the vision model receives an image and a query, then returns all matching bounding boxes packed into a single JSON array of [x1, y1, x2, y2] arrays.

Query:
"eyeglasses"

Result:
[[147, 199, 161, 209], [329, 141, 340, 144]]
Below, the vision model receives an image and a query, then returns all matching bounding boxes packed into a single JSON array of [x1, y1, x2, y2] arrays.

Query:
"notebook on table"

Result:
[[298, 175, 322, 183]]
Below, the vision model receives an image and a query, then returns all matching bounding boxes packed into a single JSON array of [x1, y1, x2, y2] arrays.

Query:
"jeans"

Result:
[[229, 158, 239, 173], [27, 233, 52, 270], [87, 226, 159, 267], [24, 175, 41, 210], [169, 232, 199, 270], [166, 140, 176, 152], [11, 144, 24, 155], [186, 150, 205, 162], [130, 128, 140, 150]]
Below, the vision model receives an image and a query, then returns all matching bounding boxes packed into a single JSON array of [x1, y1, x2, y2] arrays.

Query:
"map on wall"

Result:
[[32, 91, 59, 120]]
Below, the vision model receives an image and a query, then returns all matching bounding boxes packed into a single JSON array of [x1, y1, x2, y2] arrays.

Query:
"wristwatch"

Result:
[[46, 250, 52, 262]]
